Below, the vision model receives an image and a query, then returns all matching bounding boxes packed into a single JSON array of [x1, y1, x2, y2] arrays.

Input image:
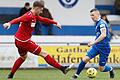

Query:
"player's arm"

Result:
[[94, 27, 106, 44], [88, 24, 106, 46], [3, 14, 29, 29], [37, 16, 61, 29]]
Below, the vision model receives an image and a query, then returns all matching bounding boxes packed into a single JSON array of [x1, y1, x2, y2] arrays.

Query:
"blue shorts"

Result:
[[86, 45, 110, 66]]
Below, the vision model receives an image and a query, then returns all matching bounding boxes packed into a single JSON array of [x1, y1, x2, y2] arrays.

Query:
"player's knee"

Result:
[[32, 46, 42, 55], [83, 56, 90, 63], [20, 54, 27, 60], [38, 49, 48, 58], [98, 66, 104, 71]]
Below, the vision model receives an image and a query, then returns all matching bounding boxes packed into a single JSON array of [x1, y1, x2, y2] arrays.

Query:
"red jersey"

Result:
[[9, 11, 57, 42]]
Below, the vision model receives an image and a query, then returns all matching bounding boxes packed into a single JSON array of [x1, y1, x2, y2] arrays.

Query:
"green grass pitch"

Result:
[[0, 69, 120, 80]]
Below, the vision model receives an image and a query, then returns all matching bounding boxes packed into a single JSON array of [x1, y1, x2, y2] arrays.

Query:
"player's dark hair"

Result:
[[90, 8, 99, 13], [33, 0, 44, 8]]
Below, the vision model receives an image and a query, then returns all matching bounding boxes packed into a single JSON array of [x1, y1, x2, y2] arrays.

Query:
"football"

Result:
[[86, 68, 97, 78]]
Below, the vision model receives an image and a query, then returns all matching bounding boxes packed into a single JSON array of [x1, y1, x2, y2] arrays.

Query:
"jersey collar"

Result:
[[96, 17, 101, 25], [97, 17, 101, 22]]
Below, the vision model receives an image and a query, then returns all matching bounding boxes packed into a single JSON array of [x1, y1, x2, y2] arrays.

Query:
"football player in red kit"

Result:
[[3, 0, 73, 79]]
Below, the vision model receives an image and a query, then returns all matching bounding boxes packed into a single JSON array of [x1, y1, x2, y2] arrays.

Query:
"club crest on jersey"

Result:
[[59, 0, 78, 8]]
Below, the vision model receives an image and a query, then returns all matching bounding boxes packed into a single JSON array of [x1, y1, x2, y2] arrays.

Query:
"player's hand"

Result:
[[3, 22, 11, 29], [56, 22, 62, 29], [88, 41, 95, 47]]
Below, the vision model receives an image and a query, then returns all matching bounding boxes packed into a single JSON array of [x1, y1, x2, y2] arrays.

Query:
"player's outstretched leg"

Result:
[[72, 56, 90, 80], [7, 55, 27, 79], [44, 54, 73, 74], [37, 49, 74, 74], [99, 66, 114, 78], [72, 60, 86, 80]]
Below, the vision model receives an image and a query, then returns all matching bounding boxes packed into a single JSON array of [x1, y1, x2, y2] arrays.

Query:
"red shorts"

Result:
[[15, 39, 41, 56]]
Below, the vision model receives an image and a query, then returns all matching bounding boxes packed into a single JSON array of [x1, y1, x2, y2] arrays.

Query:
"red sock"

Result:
[[11, 57, 25, 74], [44, 55, 61, 70]]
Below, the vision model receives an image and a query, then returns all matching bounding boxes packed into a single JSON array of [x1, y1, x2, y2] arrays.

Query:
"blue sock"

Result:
[[102, 65, 112, 72], [76, 60, 86, 75]]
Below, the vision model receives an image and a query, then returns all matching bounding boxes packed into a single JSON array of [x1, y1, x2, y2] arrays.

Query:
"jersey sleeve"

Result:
[[9, 13, 30, 24], [100, 24, 106, 31], [36, 16, 57, 24]]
